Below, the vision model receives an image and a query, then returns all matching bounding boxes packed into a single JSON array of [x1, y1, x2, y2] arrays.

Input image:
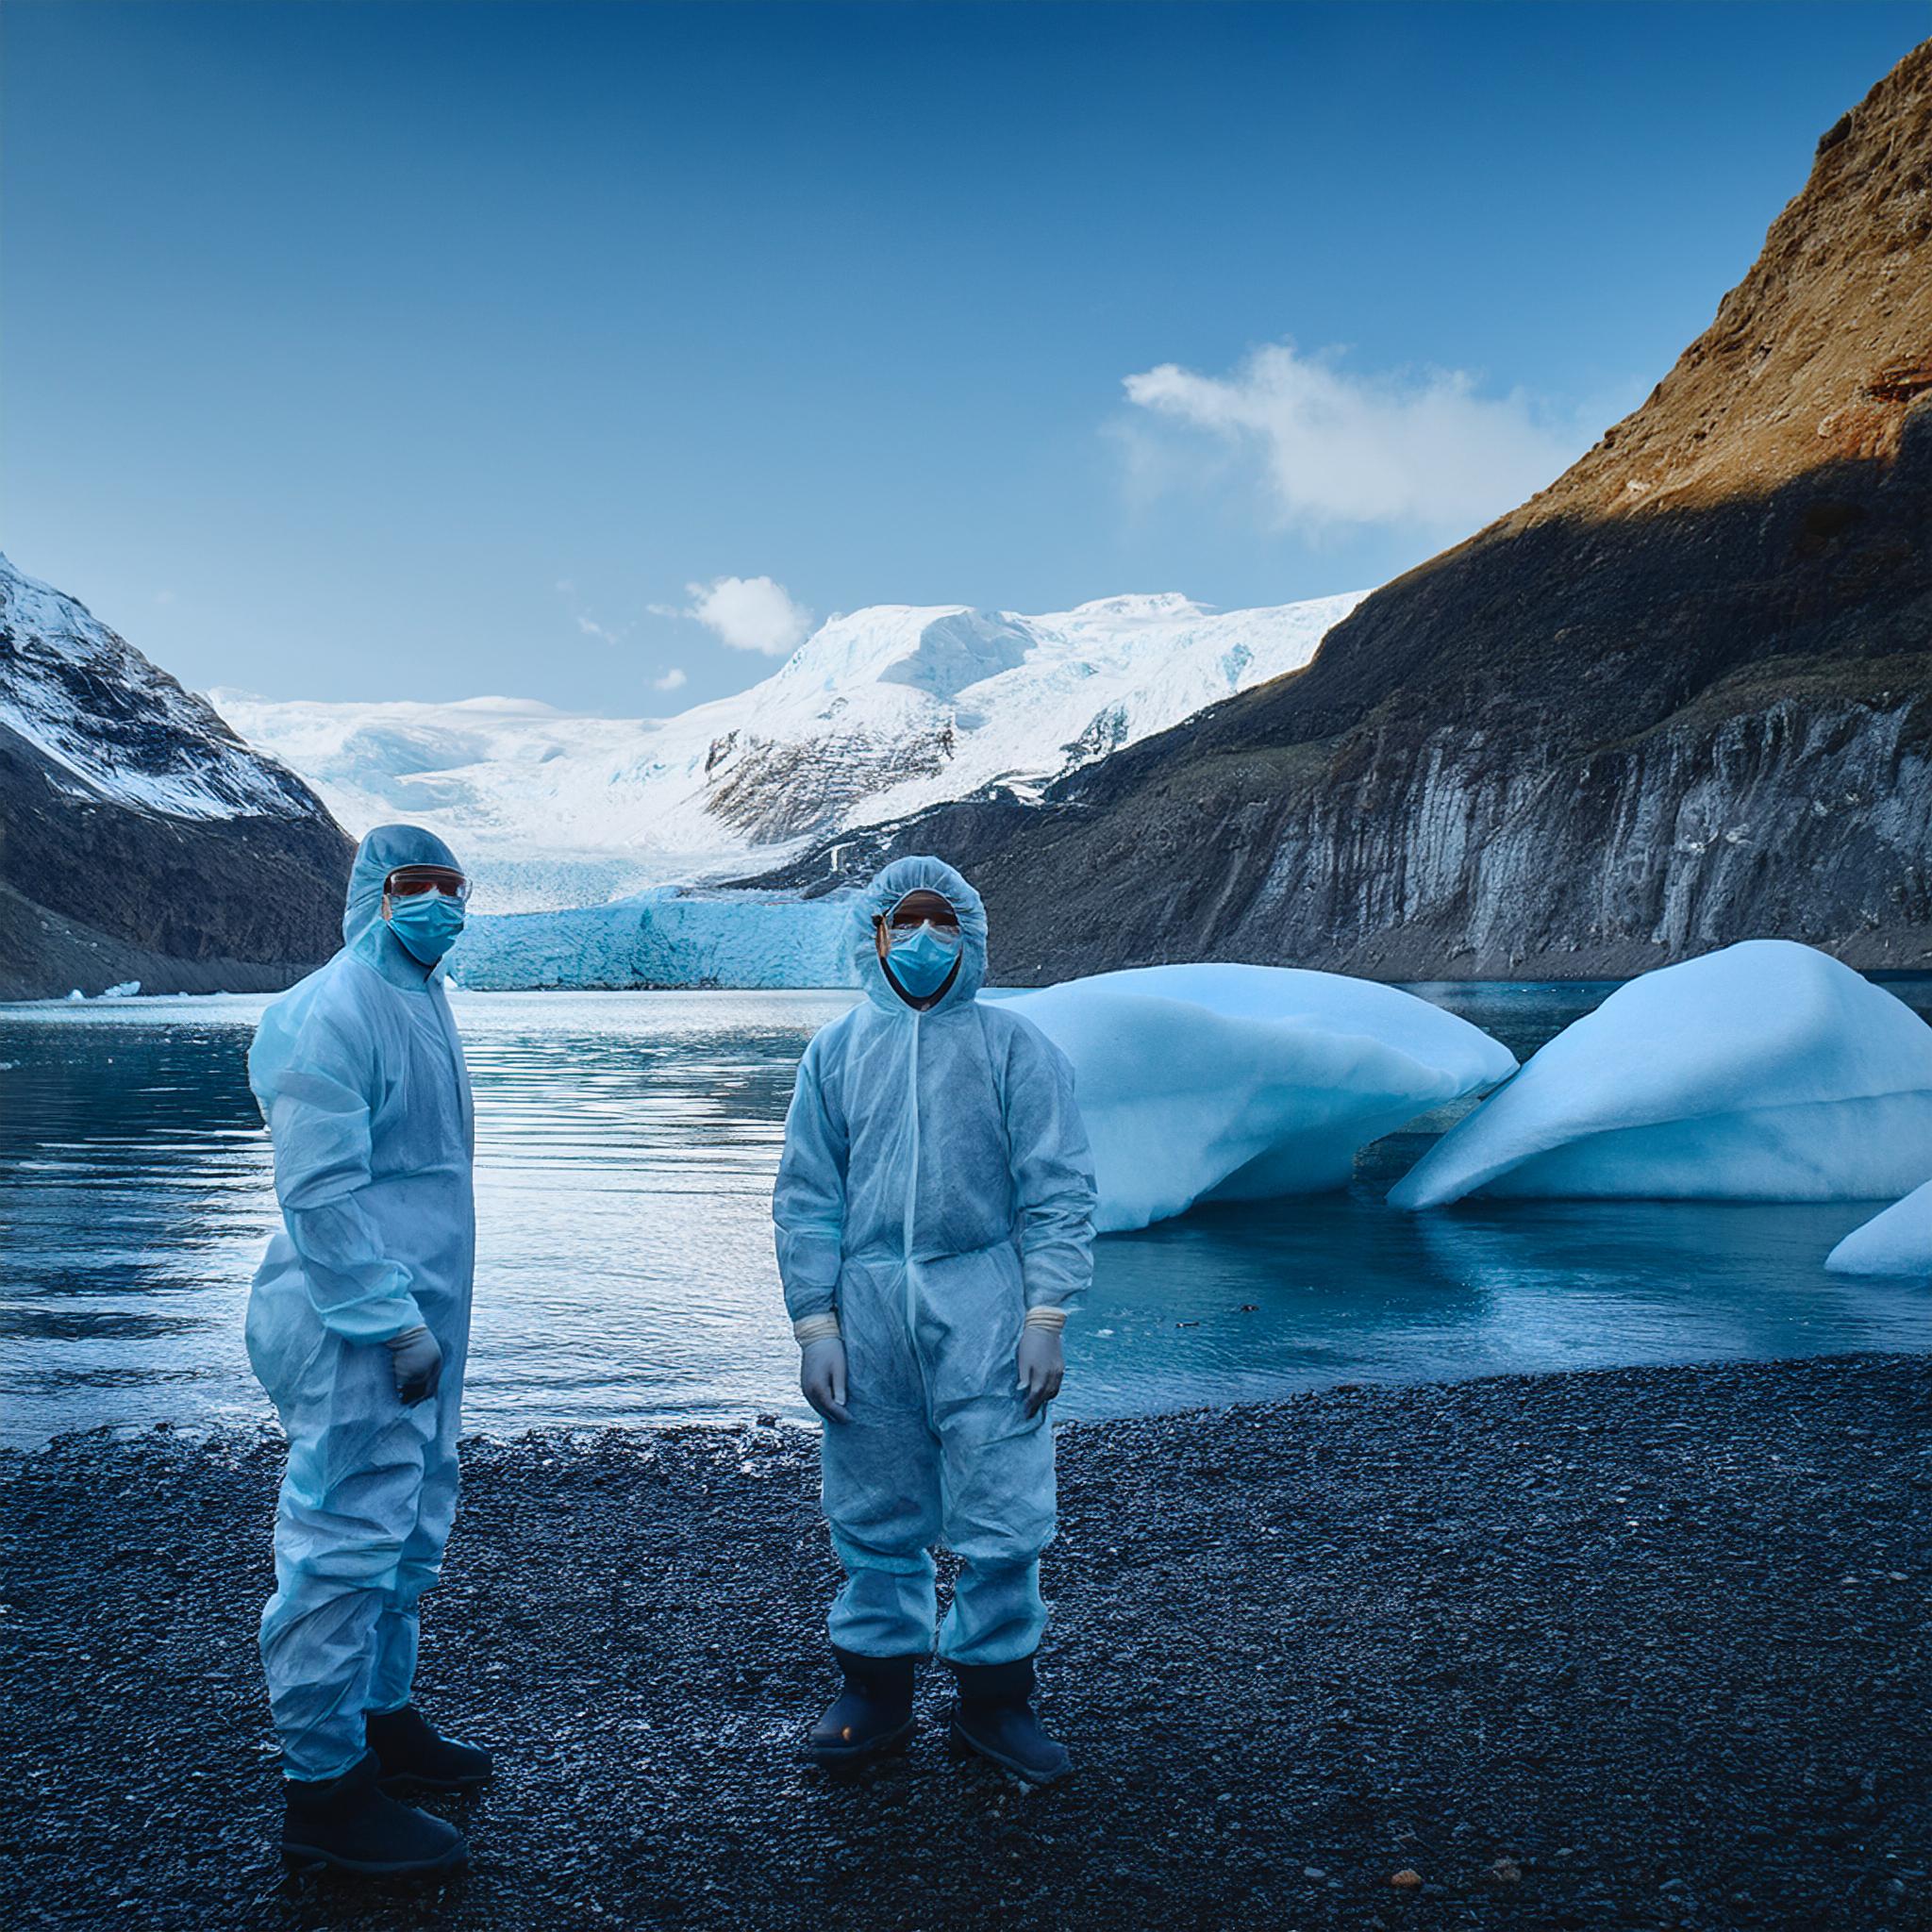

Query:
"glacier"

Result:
[[989, 964, 1517, 1233], [209, 588, 1366, 911], [451, 888, 861, 991], [1826, 1180, 1932, 1278], [1390, 940, 1932, 1209]]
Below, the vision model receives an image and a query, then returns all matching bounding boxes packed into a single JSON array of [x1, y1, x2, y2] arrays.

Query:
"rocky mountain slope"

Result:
[[802, 41, 1932, 983], [214, 588, 1364, 911], [0, 556, 354, 999]]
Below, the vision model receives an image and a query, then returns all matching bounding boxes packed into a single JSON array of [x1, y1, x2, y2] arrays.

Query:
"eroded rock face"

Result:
[[0, 557, 354, 1000], [791, 42, 1932, 983]]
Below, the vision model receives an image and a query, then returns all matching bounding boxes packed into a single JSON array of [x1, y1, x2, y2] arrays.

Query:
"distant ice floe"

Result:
[[991, 963, 1516, 1233], [1827, 1179, 1932, 1278], [1390, 940, 1932, 1209]]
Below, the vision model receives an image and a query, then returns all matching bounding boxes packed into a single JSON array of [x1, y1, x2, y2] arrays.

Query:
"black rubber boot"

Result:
[[281, 1750, 468, 1875], [945, 1656, 1073, 1785], [806, 1646, 918, 1769], [365, 1704, 494, 1791]]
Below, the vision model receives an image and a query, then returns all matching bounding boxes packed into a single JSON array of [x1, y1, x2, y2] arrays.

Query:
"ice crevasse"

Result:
[[1390, 940, 1932, 1210], [988, 964, 1517, 1234]]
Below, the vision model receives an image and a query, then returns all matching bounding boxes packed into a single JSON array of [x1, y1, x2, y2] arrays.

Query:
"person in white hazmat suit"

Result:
[[245, 824, 490, 1875], [774, 856, 1097, 1782]]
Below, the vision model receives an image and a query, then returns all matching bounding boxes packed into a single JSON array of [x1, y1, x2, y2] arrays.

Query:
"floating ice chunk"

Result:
[[991, 963, 1516, 1233], [1827, 1179, 1932, 1278], [101, 980, 142, 999], [1390, 941, 1932, 1209]]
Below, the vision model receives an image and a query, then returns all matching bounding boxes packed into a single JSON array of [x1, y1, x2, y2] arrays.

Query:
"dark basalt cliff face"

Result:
[[778, 42, 1932, 984], [0, 560, 354, 1001]]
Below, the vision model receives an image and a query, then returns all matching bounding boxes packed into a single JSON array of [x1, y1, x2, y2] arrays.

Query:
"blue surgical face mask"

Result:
[[887, 922, 961, 999], [386, 891, 467, 966]]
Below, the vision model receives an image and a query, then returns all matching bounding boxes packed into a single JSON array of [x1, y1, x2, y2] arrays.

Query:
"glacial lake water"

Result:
[[2, 981, 1929, 1449]]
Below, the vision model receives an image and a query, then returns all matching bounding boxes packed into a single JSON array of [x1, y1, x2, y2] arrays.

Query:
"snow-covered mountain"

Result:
[[0, 554, 353, 998], [213, 589, 1366, 910], [1, 555, 324, 823]]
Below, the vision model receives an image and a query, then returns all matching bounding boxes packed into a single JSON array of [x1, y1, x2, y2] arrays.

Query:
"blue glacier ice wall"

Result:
[[450, 888, 861, 991]]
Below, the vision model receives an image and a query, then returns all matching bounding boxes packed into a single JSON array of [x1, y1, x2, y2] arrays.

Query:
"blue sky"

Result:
[[5, 1, 1926, 713]]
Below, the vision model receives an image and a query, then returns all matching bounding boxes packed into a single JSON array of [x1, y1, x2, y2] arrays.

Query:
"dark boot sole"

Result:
[[804, 1715, 915, 1772], [946, 1718, 1074, 1785], [281, 1839, 469, 1878], [375, 1769, 494, 1793]]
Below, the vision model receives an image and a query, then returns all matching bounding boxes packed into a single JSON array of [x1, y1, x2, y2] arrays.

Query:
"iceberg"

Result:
[[991, 963, 1516, 1233], [1390, 941, 1932, 1209], [1827, 1179, 1932, 1278]]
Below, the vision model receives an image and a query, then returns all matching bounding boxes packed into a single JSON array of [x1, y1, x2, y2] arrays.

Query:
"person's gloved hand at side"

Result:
[[1016, 1308, 1066, 1417], [387, 1325, 444, 1405], [795, 1315, 850, 1424]]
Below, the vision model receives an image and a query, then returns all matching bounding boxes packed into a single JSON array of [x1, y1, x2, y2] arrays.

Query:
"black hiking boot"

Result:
[[945, 1655, 1072, 1785], [365, 1704, 493, 1792], [281, 1750, 468, 1875], [806, 1646, 918, 1769]]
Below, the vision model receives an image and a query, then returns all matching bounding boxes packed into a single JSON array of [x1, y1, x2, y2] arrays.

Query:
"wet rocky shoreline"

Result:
[[3, 1353, 1928, 1932]]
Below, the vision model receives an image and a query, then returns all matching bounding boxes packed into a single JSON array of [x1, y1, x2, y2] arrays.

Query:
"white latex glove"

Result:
[[1016, 1325, 1064, 1417], [386, 1324, 444, 1406], [800, 1337, 850, 1424]]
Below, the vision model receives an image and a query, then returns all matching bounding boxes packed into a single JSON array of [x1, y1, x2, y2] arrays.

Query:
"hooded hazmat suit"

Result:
[[245, 824, 476, 1782], [773, 857, 1097, 1666]]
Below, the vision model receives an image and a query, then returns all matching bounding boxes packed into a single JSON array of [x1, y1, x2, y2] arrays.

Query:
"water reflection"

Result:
[[1, 982, 1927, 1447]]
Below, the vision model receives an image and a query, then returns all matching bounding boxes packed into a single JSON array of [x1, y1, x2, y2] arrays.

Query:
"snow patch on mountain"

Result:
[[211, 587, 1365, 911]]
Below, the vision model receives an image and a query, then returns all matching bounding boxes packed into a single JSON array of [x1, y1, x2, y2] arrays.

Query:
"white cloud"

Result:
[[652, 667, 688, 692], [681, 575, 813, 657], [1121, 341, 1588, 535], [575, 612, 626, 646]]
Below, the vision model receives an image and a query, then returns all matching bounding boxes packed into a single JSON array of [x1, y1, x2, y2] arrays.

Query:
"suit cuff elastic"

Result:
[[1022, 1306, 1069, 1333], [793, 1313, 841, 1346]]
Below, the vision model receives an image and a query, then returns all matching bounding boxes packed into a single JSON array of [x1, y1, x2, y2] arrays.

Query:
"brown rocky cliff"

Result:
[[1524, 41, 1932, 520]]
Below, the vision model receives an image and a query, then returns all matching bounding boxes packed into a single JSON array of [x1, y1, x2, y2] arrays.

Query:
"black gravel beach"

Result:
[[4, 1354, 1928, 1932]]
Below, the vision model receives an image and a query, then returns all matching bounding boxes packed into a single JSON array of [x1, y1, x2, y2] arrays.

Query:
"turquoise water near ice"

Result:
[[0, 982, 1927, 1447]]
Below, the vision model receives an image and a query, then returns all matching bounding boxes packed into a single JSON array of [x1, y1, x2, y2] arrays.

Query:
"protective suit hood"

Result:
[[852, 856, 988, 1015], [343, 824, 463, 984]]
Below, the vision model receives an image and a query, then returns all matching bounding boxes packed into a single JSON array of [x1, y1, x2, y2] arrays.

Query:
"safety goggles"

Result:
[[880, 891, 958, 933], [384, 865, 472, 903]]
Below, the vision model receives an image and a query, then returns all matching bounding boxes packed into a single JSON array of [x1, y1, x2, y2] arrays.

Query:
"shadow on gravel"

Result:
[[3, 1355, 1929, 1932]]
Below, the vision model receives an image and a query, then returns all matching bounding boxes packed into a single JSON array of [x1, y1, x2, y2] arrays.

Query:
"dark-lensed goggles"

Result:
[[384, 865, 471, 903], [882, 891, 958, 932]]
